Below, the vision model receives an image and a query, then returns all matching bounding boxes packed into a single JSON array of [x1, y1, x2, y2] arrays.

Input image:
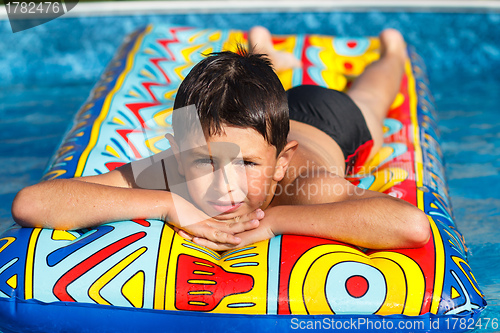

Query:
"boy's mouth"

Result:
[[208, 201, 243, 213]]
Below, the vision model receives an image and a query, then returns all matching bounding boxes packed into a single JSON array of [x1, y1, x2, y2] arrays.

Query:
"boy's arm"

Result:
[[12, 163, 261, 244], [193, 174, 430, 251], [13, 176, 168, 230], [12, 162, 171, 230], [265, 196, 429, 250]]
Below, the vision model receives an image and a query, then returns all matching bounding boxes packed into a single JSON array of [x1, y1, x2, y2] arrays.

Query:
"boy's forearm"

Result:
[[267, 197, 430, 249], [12, 179, 171, 230]]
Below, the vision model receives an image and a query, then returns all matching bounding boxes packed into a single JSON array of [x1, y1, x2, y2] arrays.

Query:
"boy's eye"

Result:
[[193, 158, 256, 169], [234, 159, 257, 167], [194, 158, 214, 166]]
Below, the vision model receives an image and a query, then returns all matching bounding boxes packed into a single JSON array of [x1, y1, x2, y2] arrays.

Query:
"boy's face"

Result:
[[175, 125, 284, 219]]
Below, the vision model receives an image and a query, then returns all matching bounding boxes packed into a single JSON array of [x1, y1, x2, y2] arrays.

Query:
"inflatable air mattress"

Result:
[[0, 25, 486, 333]]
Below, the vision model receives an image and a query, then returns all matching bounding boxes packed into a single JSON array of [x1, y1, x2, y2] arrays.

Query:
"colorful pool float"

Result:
[[0, 25, 486, 333]]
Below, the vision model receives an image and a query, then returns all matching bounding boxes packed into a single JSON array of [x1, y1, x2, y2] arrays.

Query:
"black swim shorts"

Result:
[[286, 85, 374, 174]]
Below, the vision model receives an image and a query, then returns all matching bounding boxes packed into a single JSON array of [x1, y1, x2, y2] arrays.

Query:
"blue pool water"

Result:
[[1, 9, 500, 332]]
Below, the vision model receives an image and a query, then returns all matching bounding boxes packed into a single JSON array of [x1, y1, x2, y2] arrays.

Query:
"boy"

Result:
[[12, 27, 430, 251]]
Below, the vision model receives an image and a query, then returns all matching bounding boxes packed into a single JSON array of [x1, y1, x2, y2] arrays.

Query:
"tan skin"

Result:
[[12, 28, 430, 251]]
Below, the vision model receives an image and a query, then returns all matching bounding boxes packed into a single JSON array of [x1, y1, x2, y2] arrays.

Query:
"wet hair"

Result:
[[173, 49, 289, 154]]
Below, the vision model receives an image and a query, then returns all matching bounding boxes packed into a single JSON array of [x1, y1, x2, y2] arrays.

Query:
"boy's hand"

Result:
[[183, 207, 277, 251], [221, 219, 276, 250], [166, 194, 264, 249], [173, 210, 264, 248]]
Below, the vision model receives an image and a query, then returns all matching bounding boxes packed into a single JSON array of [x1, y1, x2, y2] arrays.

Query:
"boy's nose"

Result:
[[206, 142, 247, 196], [213, 162, 241, 195]]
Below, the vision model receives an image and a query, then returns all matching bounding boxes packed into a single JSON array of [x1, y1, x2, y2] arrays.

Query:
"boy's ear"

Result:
[[273, 140, 298, 182], [165, 133, 185, 176]]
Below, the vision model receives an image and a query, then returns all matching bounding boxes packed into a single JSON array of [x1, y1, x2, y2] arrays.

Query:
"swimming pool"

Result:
[[1, 6, 499, 332]]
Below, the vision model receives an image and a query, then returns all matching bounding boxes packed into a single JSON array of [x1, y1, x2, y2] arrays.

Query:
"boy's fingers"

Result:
[[245, 209, 265, 221], [242, 219, 260, 231], [210, 229, 241, 245], [220, 219, 259, 233], [214, 209, 265, 223], [192, 237, 234, 251], [178, 229, 193, 240]]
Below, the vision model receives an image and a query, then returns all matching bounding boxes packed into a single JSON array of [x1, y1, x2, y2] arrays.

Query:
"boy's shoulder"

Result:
[[273, 166, 351, 206]]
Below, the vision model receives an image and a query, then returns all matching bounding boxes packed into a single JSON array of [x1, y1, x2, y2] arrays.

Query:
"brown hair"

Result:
[[173, 49, 289, 154]]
